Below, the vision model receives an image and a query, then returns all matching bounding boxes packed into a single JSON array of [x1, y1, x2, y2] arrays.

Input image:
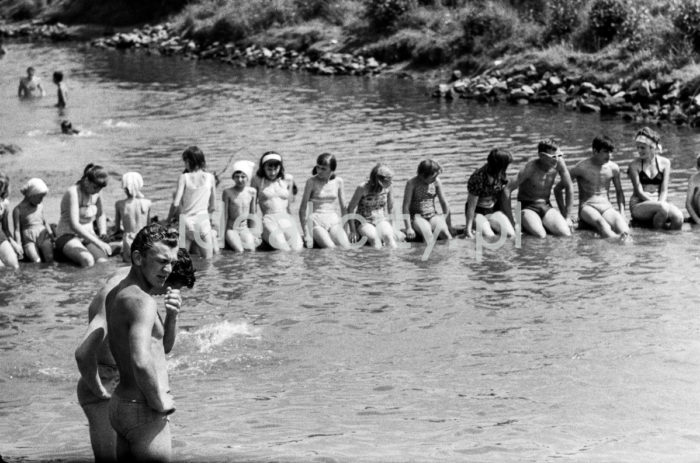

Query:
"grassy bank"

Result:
[[3, 0, 700, 87]]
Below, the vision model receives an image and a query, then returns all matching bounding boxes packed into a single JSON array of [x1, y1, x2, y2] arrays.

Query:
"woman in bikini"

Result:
[[627, 127, 683, 230], [251, 151, 303, 251], [298, 153, 350, 249], [54, 164, 112, 267]]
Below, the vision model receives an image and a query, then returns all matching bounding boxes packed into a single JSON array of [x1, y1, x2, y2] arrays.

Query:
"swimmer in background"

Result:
[[685, 154, 700, 224], [76, 245, 195, 463], [298, 153, 351, 249], [251, 151, 303, 251], [61, 120, 80, 135], [115, 172, 152, 263], [556, 135, 629, 239], [222, 160, 259, 252], [402, 159, 453, 242], [53, 71, 67, 108], [0, 173, 21, 268], [627, 126, 683, 230], [12, 178, 55, 263], [507, 138, 574, 238], [18, 66, 44, 99]]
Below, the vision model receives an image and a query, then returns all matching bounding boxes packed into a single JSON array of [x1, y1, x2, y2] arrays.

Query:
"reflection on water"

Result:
[[1, 43, 700, 462]]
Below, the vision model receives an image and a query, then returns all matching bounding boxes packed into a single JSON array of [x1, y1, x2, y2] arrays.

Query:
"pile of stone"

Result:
[[0, 20, 74, 40], [434, 66, 700, 126], [91, 23, 386, 76]]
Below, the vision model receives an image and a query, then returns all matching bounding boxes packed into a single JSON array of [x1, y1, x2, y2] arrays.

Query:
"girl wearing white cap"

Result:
[[627, 127, 683, 230], [347, 163, 399, 248], [114, 172, 151, 262], [12, 178, 54, 263], [251, 151, 303, 251], [222, 160, 259, 252]]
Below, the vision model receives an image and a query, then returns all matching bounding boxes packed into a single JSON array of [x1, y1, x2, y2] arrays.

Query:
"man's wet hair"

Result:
[[538, 138, 559, 153], [592, 136, 615, 152], [165, 248, 196, 289], [131, 223, 179, 260]]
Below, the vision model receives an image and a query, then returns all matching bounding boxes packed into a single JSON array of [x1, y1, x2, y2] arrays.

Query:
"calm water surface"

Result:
[[1, 43, 700, 462]]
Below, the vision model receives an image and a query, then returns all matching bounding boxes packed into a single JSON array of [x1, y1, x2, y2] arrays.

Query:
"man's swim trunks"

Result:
[[109, 393, 171, 442], [521, 200, 552, 218]]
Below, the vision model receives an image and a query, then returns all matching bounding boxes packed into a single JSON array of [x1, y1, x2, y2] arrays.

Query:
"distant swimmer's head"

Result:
[[52, 71, 63, 84], [80, 163, 108, 194], [182, 146, 206, 172], [486, 148, 512, 179], [369, 163, 394, 192], [537, 138, 562, 168], [231, 160, 254, 187], [312, 152, 337, 180], [258, 151, 285, 180], [26, 66, 35, 77], [61, 120, 79, 135], [417, 159, 442, 184], [592, 135, 615, 164], [20, 178, 49, 205], [166, 248, 196, 290], [0, 172, 9, 200], [634, 126, 661, 157], [696, 153, 700, 169], [131, 223, 180, 289]]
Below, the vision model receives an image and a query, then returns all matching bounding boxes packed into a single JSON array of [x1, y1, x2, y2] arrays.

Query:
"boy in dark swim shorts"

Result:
[[559, 135, 629, 238], [507, 138, 574, 238]]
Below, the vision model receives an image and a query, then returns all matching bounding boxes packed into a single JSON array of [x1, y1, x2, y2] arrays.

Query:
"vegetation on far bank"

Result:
[[5, 0, 700, 88]]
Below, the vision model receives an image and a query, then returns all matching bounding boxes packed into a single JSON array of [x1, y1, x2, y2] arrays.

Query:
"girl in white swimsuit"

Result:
[[298, 153, 351, 249], [251, 151, 303, 251]]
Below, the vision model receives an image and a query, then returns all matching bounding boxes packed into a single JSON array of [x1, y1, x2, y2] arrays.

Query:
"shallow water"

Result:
[[1, 42, 700, 462]]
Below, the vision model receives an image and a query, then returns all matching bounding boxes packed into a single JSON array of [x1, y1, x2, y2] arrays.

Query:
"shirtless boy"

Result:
[[76, 246, 194, 462], [105, 224, 180, 462], [507, 138, 574, 238], [686, 154, 700, 224], [561, 136, 629, 238], [18, 67, 44, 98]]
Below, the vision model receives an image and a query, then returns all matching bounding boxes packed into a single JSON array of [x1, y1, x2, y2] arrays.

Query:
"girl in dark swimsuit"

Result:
[[627, 127, 683, 230]]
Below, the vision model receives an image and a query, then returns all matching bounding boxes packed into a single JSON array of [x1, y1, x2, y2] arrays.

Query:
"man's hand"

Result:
[[164, 287, 181, 315]]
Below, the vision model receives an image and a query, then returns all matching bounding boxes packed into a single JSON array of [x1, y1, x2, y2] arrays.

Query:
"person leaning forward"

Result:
[[105, 223, 180, 462]]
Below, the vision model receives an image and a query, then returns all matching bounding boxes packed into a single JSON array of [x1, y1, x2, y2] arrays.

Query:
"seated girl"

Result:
[[13, 178, 54, 263], [298, 153, 351, 249], [347, 163, 398, 249], [402, 159, 453, 242]]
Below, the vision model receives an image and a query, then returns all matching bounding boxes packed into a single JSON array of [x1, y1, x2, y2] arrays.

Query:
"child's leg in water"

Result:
[[412, 215, 433, 243], [23, 242, 41, 262], [225, 229, 244, 252]]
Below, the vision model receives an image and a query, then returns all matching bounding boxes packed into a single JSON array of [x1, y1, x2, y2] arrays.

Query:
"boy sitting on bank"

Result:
[[558, 135, 629, 238], [507, 138, 574, 238]]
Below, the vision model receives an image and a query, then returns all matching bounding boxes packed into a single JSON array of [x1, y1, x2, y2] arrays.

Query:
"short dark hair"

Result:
[[81, 164, 108, 188], [53, 71, 63, 82], [592, 136, 615, 152], [182, 146, 206, 171], [538, 138, 559, 153], [417, 159, 442, 178], [165, 248, 196, 288], [312, 152, 336, 179], [131, 223, 179, 260]]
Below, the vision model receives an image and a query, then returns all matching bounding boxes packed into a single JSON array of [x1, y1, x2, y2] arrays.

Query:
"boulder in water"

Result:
[[0, 144, 21, 155]]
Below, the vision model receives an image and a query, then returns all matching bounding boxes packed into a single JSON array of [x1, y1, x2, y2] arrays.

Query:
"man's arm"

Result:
[[556, 159, 574, 220], [162, 288, 181, 354], [127, 295, 174, 413], [612, 164, 626, 216], [75, 290, 111, 399], [686, 177, 700, 224]]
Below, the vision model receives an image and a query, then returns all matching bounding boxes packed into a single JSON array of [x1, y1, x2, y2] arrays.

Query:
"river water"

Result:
[[1, 42, 700, 462]]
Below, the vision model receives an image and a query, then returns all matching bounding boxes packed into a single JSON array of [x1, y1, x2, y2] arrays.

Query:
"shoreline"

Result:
[[4, 19, 700, 129]]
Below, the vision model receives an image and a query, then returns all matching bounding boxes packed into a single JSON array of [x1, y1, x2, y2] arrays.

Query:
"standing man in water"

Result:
[[17, 66, 45, 98], [106, 223, 179, 462]]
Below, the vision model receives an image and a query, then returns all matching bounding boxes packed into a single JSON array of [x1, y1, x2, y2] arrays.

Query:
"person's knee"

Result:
[[78, 252, 95, 267]]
